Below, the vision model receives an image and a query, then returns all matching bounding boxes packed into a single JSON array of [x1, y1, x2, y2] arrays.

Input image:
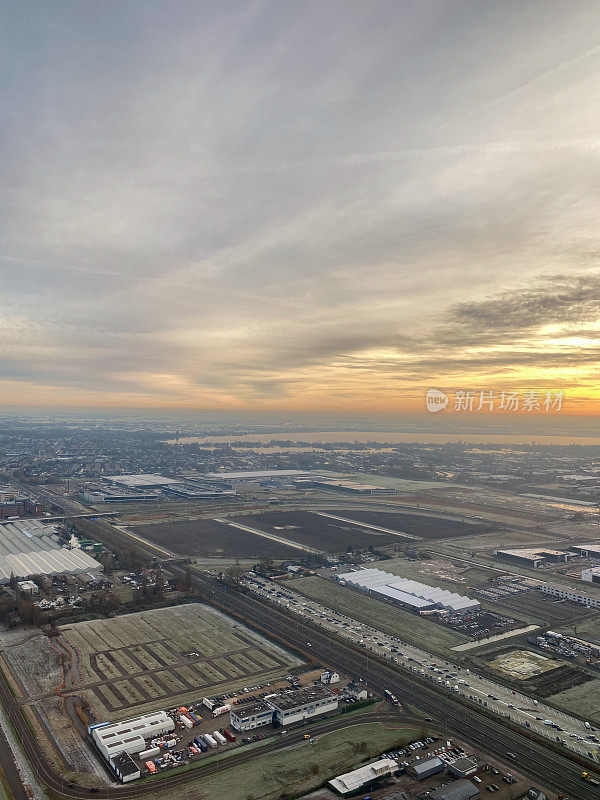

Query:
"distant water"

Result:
[[167, 430, 600, 446]]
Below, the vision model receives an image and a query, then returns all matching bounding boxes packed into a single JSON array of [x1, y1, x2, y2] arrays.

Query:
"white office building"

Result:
[[267, 685, 338, 725]]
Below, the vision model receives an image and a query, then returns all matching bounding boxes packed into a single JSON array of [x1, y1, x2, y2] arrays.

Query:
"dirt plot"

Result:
[[59, 604, 302, 721], [230, 510, 396, 551], [487, 649, 558, 679], [480, 588, 596, 626], [1, 632, 63, 696], [328, 509, 495, 538], [131, 518, 303, 558]]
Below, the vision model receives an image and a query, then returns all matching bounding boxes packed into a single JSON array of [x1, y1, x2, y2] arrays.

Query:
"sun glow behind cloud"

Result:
[[3, 2, 600, 414]]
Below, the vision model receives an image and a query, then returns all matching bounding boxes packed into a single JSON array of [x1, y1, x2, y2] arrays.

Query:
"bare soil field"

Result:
[[327, 509, 495, 538], [229, 510, 395, 551], [59, 604, 302, 721], [131, 518, 302, 558]]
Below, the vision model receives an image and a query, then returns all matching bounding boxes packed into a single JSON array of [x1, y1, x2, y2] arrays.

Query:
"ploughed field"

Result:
[[327, 509, 495, 538], [131, 518, 304, 558], [227, 509, 493, 550]]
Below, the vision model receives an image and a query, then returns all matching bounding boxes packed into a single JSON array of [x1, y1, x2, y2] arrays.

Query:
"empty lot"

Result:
[[60, 604, 302, 720]]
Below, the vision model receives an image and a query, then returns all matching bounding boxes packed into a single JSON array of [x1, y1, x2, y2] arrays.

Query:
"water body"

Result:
[[167, 430, 600, 446]]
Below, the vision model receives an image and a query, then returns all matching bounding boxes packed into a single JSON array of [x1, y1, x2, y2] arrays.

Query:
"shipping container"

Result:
[[213, 730, 227, 745], [195, 738, 208, 752], [180, 714, 193, 729], [203, 734, 218, 748]]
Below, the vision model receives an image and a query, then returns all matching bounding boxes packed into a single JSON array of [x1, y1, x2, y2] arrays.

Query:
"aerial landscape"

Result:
[[3, 3, 600, 800]]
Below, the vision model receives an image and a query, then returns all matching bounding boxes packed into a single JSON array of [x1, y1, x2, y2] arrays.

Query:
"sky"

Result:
[[3, 1, 600, 415]]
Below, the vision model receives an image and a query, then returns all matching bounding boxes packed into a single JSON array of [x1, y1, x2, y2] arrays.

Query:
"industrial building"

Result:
[[81, 488, 159, 504], [313, 479, 396, 495], [447, 756, 479, 778], [328, 757, 398, 795], [91, 711, 175, 761], [428, 780, 480, 800], [539, 581, 600, 608], [102, 474, 180, 490], [582, 566, 600, 584], [204, 469, 314, 482], [494, 547, 574, 568], [410, 756, 445, 780], [0, 519, 103, 584], [229, 700, 274, 732], [337, 568, 480, 614], [266, 685, 338, 725], [571, 543, 600, 560], [110, 752, 141, 783], [162, 484, 236, 500]]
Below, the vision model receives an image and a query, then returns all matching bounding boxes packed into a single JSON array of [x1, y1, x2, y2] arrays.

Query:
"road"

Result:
[[248, 577, 597, 761], [184, 572, 598, 800]]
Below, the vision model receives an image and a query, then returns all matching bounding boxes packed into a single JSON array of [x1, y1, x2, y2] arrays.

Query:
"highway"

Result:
[[185, 571, 599, 800]]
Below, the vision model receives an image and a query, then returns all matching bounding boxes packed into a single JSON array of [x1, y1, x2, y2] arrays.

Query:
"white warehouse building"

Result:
[[91, 711, 175, 761], [337, 568, 480, 613]]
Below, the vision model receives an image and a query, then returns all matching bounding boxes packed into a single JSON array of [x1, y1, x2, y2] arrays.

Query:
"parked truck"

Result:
[[213, 730, 227, 745], [212, 704, 231, 717], [223, 729, 237, 742], [203, 734, 218, 748]]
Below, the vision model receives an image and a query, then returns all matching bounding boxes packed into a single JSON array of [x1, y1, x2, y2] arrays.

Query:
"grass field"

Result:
[[290, 576, 468, 656], [60, 604, 302, 721], [548, 677, 600, 726], [149, 722, 419, 800]]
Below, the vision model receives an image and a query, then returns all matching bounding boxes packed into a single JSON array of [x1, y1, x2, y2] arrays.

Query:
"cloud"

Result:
[[2, 2, 600, 409]]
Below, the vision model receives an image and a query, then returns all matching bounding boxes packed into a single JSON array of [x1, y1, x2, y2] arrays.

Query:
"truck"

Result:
[[203, 697, 215, 711], [223, 728, 237, 742], [582, 771, 600, 786], [213, 730, 227, 745], [179, 714, 193, 729], [212, 704, 231, 717], [139, 747, 160, 760], [145, 762, 157, 775], [383, 690, 399, 706], [194, 737, 208, 752], [203, 734, 218, 748]]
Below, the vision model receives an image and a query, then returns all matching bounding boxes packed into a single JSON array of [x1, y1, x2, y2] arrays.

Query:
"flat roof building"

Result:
[[571, 543, 600, 560], [428, 780, 480, 800], [313, 479, 396, 495], [229, 701, 274, 732], [328, 758, 397, 795], [539, 582, 600, 608], [102, 474, 180, 489], [495, 547, 574, 568], [110, 752, 141, 783], [582, 566, 600, 584], [266, 685, 338, 725]]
